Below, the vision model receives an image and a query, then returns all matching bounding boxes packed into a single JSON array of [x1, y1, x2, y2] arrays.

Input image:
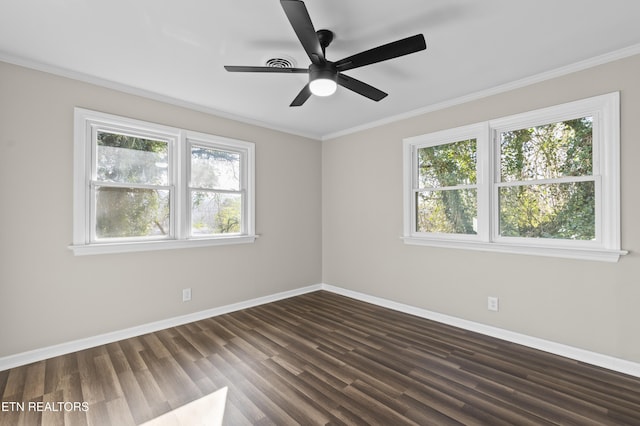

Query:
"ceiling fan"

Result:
[[224, 0, 427, 106]]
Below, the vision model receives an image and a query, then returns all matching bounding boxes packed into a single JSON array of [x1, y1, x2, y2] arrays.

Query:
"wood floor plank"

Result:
[[112, 368, 153, 425], [400, 391, 493, 426], [0, 370, 8, 400], [115, 339, 147, 373], [220, 399, 254, 426], [340, 383, 420, 425], [448, 352, 629, 424], [104, 397, 136, 426], [408, 363, 552, 425], [196, 355, 265, 424], [211, 352, 299, 425], [130, 367, 171, 419], [93, 353, 124, 403], [41, 390, 65, 426], [2, 290, 640, 425], [44, 355, 78, 396], [2, 365, 26, 400], [22, 360, 45, 402], [61, 371, 88, 426], [138, 352, 200, 410]]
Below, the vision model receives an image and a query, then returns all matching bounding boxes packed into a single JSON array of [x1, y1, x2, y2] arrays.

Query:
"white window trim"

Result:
[[403, 122, 490, 242], [71, 108, 256, 256], [402, 92, 627, 262], [184, 130, 256, 240]]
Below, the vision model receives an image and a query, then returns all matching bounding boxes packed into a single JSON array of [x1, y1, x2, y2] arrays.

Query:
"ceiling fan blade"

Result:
[[280, 0, 325, 64], [290, 84, 312, 107], [337, 74, 387, 101], [224, 65, 308, 73], [334, 34, 426, 72]]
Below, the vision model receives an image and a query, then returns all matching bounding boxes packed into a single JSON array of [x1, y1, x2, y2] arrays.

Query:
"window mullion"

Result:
[[173, 131, 186, 241], [188, 187, 243, 195], [495, 175, 596, 188], [489, 128, 499, 243], [476, 123, 491, 242], [415, 184, 477, 192], [410, 146, 418, 234], [90, 181, 172, 191]]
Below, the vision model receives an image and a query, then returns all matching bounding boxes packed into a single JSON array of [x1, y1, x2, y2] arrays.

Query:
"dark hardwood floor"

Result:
[[2, 290, 640, 425]]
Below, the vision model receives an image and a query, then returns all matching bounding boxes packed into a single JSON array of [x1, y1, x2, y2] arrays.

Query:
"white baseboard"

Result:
[[320, 284, 640, 378], [2, 282, 639, 379], [0, 284, 322, 372]]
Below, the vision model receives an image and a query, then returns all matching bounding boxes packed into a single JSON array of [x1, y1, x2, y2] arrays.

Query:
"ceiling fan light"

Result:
[[310, 78, 337, 96], [309, 64, 338, 97]]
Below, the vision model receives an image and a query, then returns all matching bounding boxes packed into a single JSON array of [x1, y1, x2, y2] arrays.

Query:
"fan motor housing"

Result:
[[309, 62, 337, 83]]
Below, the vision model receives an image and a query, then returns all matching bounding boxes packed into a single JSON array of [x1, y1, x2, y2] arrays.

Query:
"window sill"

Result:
[[402, 237, 628, 262], [69, 235, 257, 256]]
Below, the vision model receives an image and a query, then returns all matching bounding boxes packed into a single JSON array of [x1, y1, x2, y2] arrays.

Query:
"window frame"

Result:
[[185, 131, 253, 240], [71, 108, 256, 255], [403, 92, 626, 262], [405, 122, 490, 243], [90, 124, 177, 244]]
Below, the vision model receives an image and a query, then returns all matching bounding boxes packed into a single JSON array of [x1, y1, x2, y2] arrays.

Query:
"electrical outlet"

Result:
[[182, 288, 192, 302], [487, 296, 499, 312]]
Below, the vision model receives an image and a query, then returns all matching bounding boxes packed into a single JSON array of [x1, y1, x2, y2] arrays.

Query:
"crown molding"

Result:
[[0, 52, 323, 141], [322, 43, 640, 141], [2, 42, 639, 142]]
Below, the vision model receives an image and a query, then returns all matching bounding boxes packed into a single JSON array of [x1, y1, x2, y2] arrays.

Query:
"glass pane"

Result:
[[500, 117, 593, 182], [191, 146, 240, 190], [499, 181, 595, 240], [416, 189, 477, 234], [418, 139, 476, 188], [191, 191, 242, 236], [95, 187, 170, 239], [97, 131, 168, 185]]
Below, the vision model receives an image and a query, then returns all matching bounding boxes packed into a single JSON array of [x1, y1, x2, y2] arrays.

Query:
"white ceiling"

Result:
[[1, 0, 640, 140]]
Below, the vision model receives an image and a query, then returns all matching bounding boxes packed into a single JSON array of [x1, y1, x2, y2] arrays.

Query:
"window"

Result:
[[410, 123, 489, 241], [403, 92, 626, 262], [187, 134, 247, 237], [496, 117, 595, 242], [93, 129, 173, 241], [72, 108, 255, 255]]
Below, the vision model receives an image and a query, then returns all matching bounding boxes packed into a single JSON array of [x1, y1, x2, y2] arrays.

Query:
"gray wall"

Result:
[[322, 54, 640, 363], [0, 62, 322, 357], [2, 54, 639, 366]]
